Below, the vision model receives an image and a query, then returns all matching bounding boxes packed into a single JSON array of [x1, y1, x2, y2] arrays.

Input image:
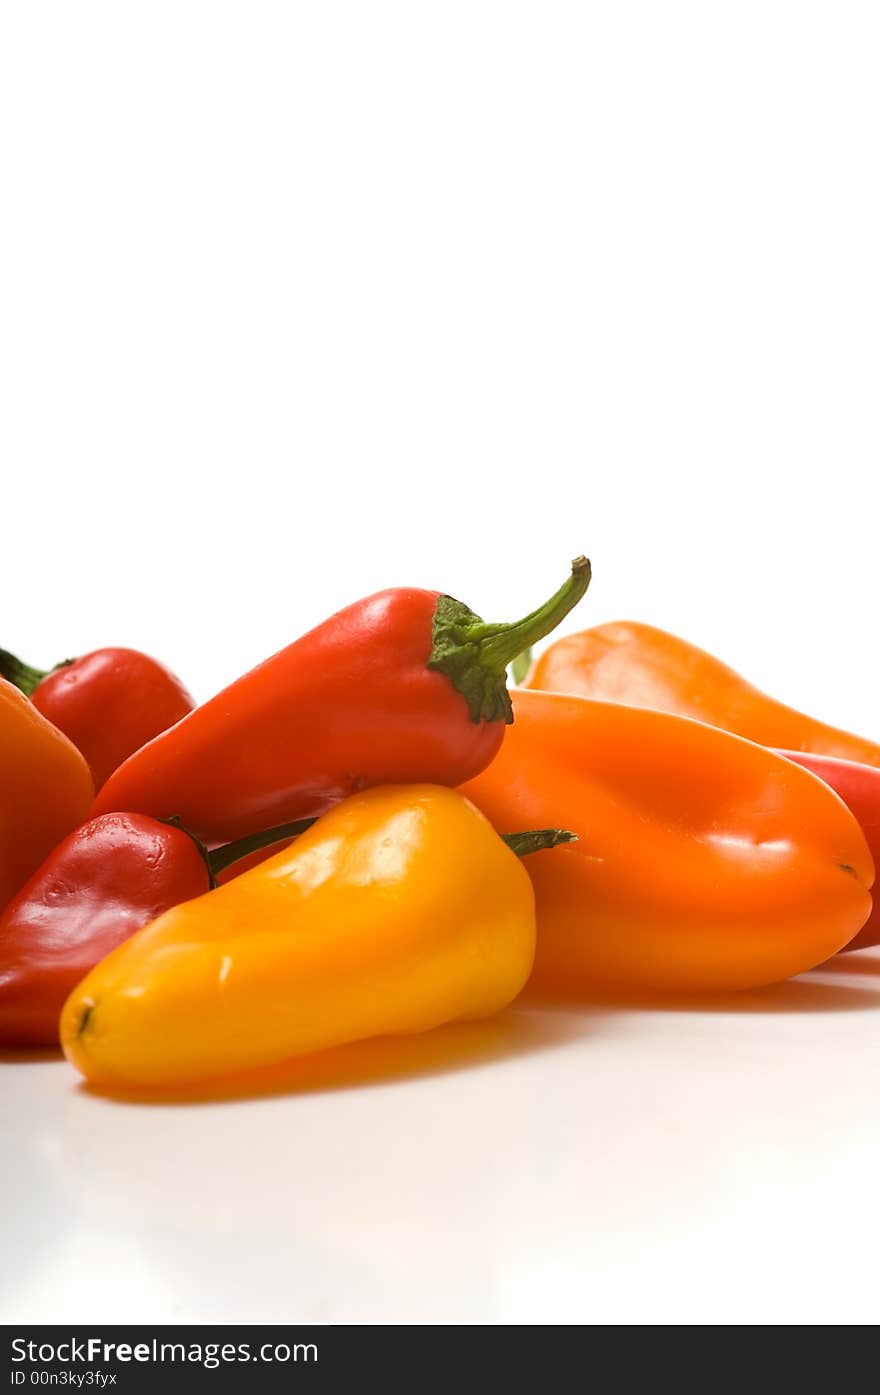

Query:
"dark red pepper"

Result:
[[0, 811, 314, 1046], [0, 646, 195, 789], [775, 749, 880, 953], [92, 560, 591, 843]]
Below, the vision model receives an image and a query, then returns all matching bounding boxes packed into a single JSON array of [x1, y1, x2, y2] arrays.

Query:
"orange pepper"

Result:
[[524, 620, 880, 766], [60, 785, 544, 1090], [0, 677, 94, 911], [460, 691, 873, 994]]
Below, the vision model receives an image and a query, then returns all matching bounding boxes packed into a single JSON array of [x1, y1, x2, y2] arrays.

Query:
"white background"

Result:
[[2, 2, 880, 1326]]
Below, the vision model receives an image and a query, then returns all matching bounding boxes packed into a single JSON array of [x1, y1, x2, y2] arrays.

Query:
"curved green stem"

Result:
[[428, 556, 591, 724], [207, 817, 318, 880], [163, 814, 318, 888], [0, 647, 50, 697], [502, 828, 578, 858], [510, 647, 533, 686], [164, 812, 575, 888], [471, 557, 590, 670]]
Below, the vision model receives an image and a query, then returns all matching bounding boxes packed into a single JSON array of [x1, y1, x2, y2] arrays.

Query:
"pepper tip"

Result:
[[76, 999, 96, 1038]]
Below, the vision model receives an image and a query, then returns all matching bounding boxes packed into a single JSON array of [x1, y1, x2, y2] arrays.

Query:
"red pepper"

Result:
[[92, 560, 590, 843], [0, 646, 195, 790], [775, 749, 880, 953], [0, 811, 314, 1046]]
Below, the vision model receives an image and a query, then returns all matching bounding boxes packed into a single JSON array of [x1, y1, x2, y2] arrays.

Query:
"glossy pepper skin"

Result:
[[0, 678, 94, 912], [0, 646, 195, 789], [0, 813, 208, 1046], [92, 562, 590, 844], [61, 785, 539, 1090], [524, 621, 880, 767], [460, 691, 873, 995], [774, 750, 880, 953], [0, 810, 317, 1046]]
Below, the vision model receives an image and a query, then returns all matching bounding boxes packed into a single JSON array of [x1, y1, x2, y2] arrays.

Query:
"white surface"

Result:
[[3, 1, 880, 1326], [5, 952, 880, 1325]]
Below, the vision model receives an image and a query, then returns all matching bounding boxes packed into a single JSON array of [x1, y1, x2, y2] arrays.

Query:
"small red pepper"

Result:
[[0, 811, 315, 1046], [92, 560, 590, 843], [0, 646, 195, 789], [775, 749, 880, 953]]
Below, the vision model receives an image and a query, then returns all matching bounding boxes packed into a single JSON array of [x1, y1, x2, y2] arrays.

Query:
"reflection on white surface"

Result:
[[3, 954, 880, 1323], [6, 1228, 176, 1325]]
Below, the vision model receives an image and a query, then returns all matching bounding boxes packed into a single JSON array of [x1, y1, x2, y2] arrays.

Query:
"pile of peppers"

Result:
[[1, 554, 878, 1093]]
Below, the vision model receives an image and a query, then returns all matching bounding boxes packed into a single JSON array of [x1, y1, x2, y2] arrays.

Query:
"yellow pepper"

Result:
[[61, 784, 555, 1090]]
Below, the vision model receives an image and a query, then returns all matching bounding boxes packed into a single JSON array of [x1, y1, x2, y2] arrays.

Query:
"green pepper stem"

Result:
[[206, 817, 318, 881], [502, 828, 578, 858], [510, 647, 533, 685], [471, 557, 590, 675], [162, 814, 318, 888], [167, 815, 575, 885], [0, 647, 50, 697], [428, 556, 591, 724]]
